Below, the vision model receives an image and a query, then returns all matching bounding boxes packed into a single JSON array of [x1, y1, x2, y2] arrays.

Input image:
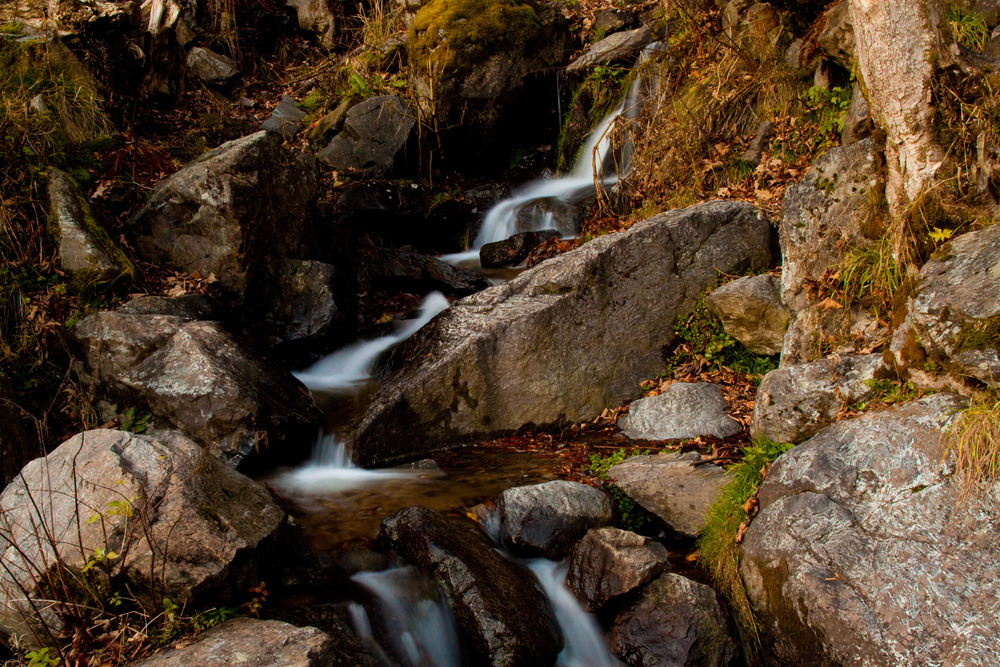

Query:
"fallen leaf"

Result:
[[818, 297, 843, 312]]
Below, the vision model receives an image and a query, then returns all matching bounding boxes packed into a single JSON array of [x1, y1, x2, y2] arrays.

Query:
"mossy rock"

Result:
[[407, 0, 541, 73]]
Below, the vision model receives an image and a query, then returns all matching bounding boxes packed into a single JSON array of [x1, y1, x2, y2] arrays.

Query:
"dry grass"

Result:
[[946, 392, 1000, 499]]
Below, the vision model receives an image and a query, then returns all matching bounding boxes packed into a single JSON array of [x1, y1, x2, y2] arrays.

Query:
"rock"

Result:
[[136, 618, 333, 666], [610, 573, 739, 667], [840, 83, 871, 145], [592, 9, 638, 37], [0, 430, 286, 644], [406, 0, 570, 172], [128, 131, 318, 301], [751, 353, 885, 444], [618, 383, 742, 441], [73, 307, 321, 471], [608, 452, 729, 537], [262, 95, 307, 139], [512, 198, 581, 238], [910, 224, 1000, 387], [250, 258, 356, 349], [739, 393, 1000, 666], [565, 527, 670, 612], [816, 0, 855, 68], [353, 201, 771, 465], [0, 373, 40, 488], [186, 46, 240, 83], [567, 25, 654, 73], [47, 168, 135, 284], [706, 274, 787, 355], [379, 506, 563, 666], [740, 120, 775, 166], [284, 0, 337, 46], [365, 246, 489, 296], [317, 95, 415, 176], [497, 480, 613, 558], [480, 230, 561, 268], [117, 294, 220, 320], [779, 139, 880, 364]]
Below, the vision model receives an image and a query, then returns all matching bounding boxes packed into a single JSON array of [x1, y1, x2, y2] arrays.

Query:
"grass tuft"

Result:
[[697, 437, 793, 649], [946, 392, 1000, 499]]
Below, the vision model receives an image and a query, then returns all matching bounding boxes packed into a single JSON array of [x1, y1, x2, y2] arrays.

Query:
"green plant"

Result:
[[118, 406, 151, 434], [25, 648, 59, 666], [857, 378, 921, 408], [838, 235, 903, 320], [946, 5, 990, 52], [802, 85, 851, 135], [697, 437, 793, 648], [586, 448, 657, 531], [666, 284, 778, 383], [946, 391, 1000, 498]]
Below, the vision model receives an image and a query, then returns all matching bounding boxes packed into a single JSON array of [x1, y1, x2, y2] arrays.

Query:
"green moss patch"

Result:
[[407, 0, 541, 72], [954, 315, 1000, 355]]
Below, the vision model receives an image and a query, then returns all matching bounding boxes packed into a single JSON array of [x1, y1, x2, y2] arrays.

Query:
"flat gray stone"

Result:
[[136, 618, 332, 666], [566, 527, 670, 611], [608, 451, 730, 537], [566, 25, 653, 72], [619, 382, 741, 440], [186, 47, 240, 83], [262, 96, 307, 139]]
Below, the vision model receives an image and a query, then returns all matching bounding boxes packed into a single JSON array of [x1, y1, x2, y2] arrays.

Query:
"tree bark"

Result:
[[849, 0, 945, 214]]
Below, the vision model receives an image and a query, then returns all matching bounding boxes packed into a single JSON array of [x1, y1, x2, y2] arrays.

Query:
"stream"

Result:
[[263, 51, 670, 665]]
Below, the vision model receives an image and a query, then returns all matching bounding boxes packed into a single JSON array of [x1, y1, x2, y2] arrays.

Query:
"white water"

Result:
[[294, 291, 450, 391], [270, 432, 420, 493], [529, 559, 624, 667], [442, 44, 667, 267], [351, 567, 463, 667]]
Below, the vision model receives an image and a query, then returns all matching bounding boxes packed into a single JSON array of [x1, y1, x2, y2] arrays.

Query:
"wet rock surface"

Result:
[[480, 230, 561, 269], [565, 527, 670, 612], [379, 505, 563, 667], [353, 201, 771, 465], [740, 393, 1000, 667], [497, 480, 613, 559], [910, 223, 1000, 387], [0, 429, 286, 644], [73, 305, 321, 470], [751, 353, 886, 444], [128, 131, 318, 300], [366, 246, 489, 296], [136, 618, 333, 666], [262, 95, 307, 139], [618, 383, 741, 441], [610, 573, 739, 667], [608, 452, 730, 537], [706, 274, 786, 356]]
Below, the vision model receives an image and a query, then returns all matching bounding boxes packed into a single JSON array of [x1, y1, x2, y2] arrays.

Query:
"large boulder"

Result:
[[47, 168, 135, 285], [0, 374, 40, 488], [751, 353, 886, 445], [779, 139, 881, 364], [73, 302, 321, 471], [497, 480, 613, 558], [353, 201, 772, 465], [379, 505, 563, 666], [128, 131, 318, 301], [317, 95, 416, 176], [0, 429, 286, 645], [705, 274, 786, 356], [739, 393, 1000, 666], [565, 527, 670, 612], [610, 573, 739, 667], [909, 223, 1000, 387], [608, 452, 729, 538], [137, 618, 333, 666], [618, 383, 742, 441]]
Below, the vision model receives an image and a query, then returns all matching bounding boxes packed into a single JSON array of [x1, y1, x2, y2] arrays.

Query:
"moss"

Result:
[[407, 0, 541, 73], [954, 315, 1000, 355]]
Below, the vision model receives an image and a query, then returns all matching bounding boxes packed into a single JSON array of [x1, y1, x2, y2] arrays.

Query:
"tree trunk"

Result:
[[849, 0, 945, 215]]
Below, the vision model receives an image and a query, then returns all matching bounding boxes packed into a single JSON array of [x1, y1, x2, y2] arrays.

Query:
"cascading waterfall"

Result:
[[443, 41, 667, 265], [294, 291, 450, 391]]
